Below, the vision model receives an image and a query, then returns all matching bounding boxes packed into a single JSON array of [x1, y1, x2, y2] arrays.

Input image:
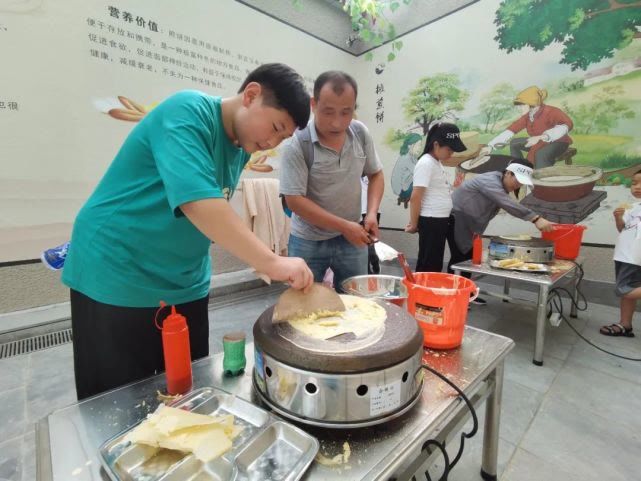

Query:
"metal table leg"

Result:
[[502, 279, 511, 302], [533, 285, 548, 366], [480, 361, 504, 481], [570, 267, 579, 318]]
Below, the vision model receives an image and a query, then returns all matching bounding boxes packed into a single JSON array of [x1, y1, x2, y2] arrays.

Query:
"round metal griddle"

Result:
[[252, 300, 425, 428], [253, 301, 423, 373], [488, 236, 555, 263]]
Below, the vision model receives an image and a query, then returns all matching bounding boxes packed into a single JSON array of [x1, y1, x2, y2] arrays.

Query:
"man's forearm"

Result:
[[285, 195, 348, 232], [366, 170, 384, 217]]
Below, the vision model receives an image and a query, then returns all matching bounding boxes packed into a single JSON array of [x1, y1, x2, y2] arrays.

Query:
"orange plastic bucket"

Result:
[[541, 224, 587, 260], [402, 273, 479, 349]]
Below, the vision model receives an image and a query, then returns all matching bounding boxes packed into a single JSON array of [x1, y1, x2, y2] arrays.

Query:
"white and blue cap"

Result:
[[506, 162, 534, 186]]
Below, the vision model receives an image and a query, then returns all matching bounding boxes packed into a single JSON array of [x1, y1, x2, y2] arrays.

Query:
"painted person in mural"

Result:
[[482, 86, 573, 169], [61, 63, 314, 400], [448, 159, 554, 303], [600, 170, 641, 338], [405, 123, 467, 273], [280, 71, 384, 291]]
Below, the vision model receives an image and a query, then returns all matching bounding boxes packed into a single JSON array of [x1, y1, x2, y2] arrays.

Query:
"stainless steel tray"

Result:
[[99, 387, 319, 481], [489, 259, 550, 273]]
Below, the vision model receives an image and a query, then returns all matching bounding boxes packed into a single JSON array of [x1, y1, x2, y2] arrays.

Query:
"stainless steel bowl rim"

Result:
[[341, 274, 408, 300]]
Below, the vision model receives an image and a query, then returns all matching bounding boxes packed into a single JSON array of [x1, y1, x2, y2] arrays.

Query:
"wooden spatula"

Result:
[[272, 283, 346, 323]]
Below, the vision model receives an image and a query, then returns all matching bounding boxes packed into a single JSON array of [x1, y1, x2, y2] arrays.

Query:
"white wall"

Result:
[[0, 0, 355, 262]]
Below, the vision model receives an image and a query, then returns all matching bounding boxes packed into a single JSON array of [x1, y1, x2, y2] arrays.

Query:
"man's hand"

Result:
[[534, 217, 554, 232], [363, 213, 380, 241], [405, 223, 418, 234], [342, 221, 371, 247], [264, 256, 313, 291], [525, 135, 544, 148]]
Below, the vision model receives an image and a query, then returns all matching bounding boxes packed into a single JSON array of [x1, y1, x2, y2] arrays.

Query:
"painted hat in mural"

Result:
[[506, 161, 534, 186], [514, 86, 548, 106], [431, 123, 467, 153]]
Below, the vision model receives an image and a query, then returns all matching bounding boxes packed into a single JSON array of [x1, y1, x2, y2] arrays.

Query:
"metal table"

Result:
[[453, 259, 581, 366], [37, 327, 513, 481]]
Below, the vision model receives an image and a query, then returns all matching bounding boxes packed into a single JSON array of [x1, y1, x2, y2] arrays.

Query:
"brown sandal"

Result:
[[600, 323, 635, 337]]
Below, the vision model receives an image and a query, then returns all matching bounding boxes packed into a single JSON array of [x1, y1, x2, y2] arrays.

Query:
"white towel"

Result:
[[241, 178, 290, 255]]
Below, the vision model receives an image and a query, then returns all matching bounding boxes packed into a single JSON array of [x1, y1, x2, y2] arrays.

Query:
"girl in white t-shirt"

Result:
[[405, 123, 467, 272]]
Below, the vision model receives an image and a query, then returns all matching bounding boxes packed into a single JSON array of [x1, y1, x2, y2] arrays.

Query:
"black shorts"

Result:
[[70, 289, 210, 400], [614, 261, 641, 297]]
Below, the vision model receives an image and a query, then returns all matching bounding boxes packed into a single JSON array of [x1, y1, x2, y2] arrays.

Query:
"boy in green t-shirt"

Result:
[[62, 63, 313, 399]]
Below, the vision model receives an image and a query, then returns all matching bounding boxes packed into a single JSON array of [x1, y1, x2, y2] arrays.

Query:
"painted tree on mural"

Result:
[[562, 85, 635, 134], [479, 83, 517, 132], [495, 0, 641, 70], [401, 73, 469, 135]]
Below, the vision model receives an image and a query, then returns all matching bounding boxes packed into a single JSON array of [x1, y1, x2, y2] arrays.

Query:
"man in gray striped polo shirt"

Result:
[[280, 71, 384, 291]]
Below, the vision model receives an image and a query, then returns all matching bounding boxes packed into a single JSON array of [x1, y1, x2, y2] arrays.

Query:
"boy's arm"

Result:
[[180, 198, 312, 290], [614, 208, 626, 232]]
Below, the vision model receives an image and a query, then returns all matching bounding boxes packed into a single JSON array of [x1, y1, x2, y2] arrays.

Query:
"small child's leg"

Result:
[[620, 296, 637, 330]]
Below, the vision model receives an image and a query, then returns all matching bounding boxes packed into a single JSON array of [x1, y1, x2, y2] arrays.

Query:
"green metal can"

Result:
[[222, 331, 246, 376]]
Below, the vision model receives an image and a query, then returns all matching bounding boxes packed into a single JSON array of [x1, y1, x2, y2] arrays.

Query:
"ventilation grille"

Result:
[[0, 329, 73, 359]]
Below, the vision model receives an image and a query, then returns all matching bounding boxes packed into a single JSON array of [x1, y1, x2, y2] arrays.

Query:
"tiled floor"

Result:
[[1, 283, 639, 481]]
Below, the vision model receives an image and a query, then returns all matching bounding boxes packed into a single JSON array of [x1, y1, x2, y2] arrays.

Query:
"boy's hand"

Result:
[[342, 221, 371, 247], [265, 256, 313, 292], [613, 207, 626, 219]]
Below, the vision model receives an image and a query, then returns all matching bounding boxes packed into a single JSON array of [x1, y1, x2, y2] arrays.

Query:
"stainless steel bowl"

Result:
[[341, 275, 408, 306]]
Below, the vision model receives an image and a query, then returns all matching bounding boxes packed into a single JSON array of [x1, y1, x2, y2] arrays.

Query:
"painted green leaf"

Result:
[[388, 52, 396, 62], [365, 51, 374, 61], [495, 0, 641, 70]]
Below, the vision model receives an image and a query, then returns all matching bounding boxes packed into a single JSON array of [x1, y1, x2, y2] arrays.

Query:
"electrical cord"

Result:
[[413, 364, 479, 481], [547, 260, 641, 362]]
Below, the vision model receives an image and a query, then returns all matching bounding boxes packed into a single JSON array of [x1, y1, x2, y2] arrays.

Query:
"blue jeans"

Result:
[[288, 234, 368, 292]]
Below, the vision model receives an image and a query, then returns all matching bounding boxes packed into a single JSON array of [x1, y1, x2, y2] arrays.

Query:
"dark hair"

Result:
[[239, 63, 310, 129], [421, 122, 452, 156], [313, 71, 358, 102], [634, 169, 641, 176]]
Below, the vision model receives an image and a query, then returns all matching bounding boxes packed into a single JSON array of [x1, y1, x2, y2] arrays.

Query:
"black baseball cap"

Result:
[[430, 123, 467, 153]]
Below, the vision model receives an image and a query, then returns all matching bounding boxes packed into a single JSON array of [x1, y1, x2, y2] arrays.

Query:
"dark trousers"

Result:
[[70, 289, 209, 400], [510, 137, 570, 169], [416, 216, 452, 273], [446, 217, 473, 279]]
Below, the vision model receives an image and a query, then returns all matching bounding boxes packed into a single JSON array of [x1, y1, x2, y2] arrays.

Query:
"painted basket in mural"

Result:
[[531, 166, 602, 202]]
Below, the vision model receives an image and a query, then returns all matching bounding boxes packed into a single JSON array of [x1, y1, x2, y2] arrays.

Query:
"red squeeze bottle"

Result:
[[155, 304, 193, 395], [472, 233, 483, 265]]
